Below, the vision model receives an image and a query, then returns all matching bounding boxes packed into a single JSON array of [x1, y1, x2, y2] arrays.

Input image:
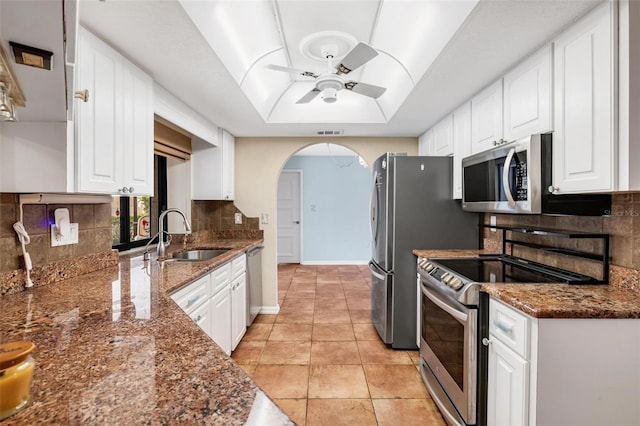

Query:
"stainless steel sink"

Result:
[[172, 249, 230, 261]]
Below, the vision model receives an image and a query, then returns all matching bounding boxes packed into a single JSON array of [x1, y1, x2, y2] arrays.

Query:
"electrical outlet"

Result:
[[51, 223, 79, 247], [234, 213, 243, 224], [260, 213, 269, 224], [490, 215, 496, 232]]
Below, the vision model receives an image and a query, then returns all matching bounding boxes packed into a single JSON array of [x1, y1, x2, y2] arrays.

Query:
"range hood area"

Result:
[[0, 0, 77, 122]]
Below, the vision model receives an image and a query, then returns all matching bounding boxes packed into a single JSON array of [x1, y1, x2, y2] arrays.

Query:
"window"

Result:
[[112, 155, 168, 251]]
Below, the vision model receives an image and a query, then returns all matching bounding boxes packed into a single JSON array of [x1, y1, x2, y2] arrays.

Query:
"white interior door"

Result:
[[277, 170, 302, 263]]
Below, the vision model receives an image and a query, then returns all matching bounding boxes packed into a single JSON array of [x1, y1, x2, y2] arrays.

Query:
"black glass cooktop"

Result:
[[433, 255, 596, 284]]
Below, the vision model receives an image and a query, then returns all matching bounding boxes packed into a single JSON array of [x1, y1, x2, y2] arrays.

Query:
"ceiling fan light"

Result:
[[321, 87, 337, 103]]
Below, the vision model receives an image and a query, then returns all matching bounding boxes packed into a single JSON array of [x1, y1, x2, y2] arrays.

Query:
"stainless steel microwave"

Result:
[[462, 133, 612, 215], [462, 135, 543, 214]]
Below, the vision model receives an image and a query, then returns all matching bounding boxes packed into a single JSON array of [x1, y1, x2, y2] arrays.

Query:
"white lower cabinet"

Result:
[[231, 272, 247, 350], [171, 256, 247, 356], [231, 254, 247, 351], [189, 298, 213, 339], [211, 282, 232, 355], [487, 297, 640, 426], [487, 336, 528, 426]]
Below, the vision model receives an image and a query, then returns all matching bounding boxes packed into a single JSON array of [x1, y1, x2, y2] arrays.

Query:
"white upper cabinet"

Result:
[[471, 79, 503, 154], [552, 2, 614, 194], [76, 27, 154, 196], [191, 128, 235, 201], [418, 129, 434, 156], [503, 45, 553, 142], [432, 115, 454, 156], [121, 61, 154, 196], [452, 102, 472, 199]]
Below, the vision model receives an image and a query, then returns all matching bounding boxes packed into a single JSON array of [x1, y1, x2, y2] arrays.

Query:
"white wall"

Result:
[[234, 137, 418, 311]]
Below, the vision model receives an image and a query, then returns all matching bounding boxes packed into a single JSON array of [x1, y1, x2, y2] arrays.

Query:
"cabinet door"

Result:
[[433, 115, 454, 156], [231, 273, 247, 351], [122, 61, 154, 196], [471, 79, 503, 154], [211, 285, 232, 355], [503, 45, 552, 141], [189, 298, 213, 339], [221, 129, 235, 200], [418, 129, 434, 156], [191, 129, 235, 200], [552, 2, 614, 193], [452, 102, 471, 199], [487, 337, 529, 426], [76, 27, 123, 193]]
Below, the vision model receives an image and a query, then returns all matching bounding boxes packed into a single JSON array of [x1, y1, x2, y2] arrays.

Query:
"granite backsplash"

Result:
[[0, 195, 261, 296]]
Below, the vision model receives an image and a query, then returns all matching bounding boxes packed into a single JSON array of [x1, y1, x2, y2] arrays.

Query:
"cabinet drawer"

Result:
[[189, 298, 212, 337], [211, 262, 231, 295], [231, 254, 246, 278], [171, 274, 210, 314], [489, 298, 529, 359]]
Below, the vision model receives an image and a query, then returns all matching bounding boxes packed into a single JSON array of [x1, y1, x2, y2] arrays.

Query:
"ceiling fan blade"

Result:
[[296, 88, 321, 104], [265, 64, 318, 78], [336, 42, 379, 74], [344, 81, 386, 99]]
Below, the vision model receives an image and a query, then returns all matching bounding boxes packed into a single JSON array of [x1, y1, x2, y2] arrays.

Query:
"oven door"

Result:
[[420, 278, 477, 425]]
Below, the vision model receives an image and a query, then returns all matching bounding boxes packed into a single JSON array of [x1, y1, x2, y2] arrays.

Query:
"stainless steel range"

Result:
[[417, 253, 605, 426]]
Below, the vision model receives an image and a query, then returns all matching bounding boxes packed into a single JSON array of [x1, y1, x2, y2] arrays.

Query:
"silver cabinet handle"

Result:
[[482, 337, 491, 346], [293, 221, 300, 224], [548, 185, 558, 194], [494, 318, 514, 334]]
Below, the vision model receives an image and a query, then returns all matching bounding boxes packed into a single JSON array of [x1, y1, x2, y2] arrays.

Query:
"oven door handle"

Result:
[[502, 147, 517, 208], [421, 284, 468, 323]]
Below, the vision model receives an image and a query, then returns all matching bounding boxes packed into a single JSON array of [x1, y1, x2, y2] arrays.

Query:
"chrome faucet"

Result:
[[157, 208, 192, 258]]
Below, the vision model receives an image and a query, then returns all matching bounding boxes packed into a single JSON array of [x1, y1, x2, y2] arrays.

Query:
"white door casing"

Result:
[[277, 170, 302, 263]]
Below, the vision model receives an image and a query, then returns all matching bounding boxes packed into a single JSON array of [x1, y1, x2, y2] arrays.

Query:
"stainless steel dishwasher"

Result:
[[246, 245, 264, 325]]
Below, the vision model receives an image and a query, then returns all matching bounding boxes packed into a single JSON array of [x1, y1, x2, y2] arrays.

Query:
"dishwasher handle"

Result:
[[247, 246, 264, 256]]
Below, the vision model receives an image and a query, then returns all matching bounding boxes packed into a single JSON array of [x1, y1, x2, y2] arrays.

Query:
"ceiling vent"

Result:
[[315, 129, 344, 136]]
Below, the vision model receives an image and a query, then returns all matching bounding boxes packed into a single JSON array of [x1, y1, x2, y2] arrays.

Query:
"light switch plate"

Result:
[[234, 213, 243, 224], [490, 215, 496, 232], [261, 213, 269, 224], [51, 223, 79, 247]]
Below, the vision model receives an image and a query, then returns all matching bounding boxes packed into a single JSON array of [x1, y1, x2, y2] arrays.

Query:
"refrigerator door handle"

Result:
[[369, 173, 379, 244], [368, 261, 387, 281]]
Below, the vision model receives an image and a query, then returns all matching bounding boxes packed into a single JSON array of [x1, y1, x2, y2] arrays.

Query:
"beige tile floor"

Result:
[[232, 264, 446, 425]]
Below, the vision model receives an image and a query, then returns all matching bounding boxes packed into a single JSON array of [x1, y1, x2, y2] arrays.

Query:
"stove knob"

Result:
[[441, 272, 449, 282], [450, 278, 464, 290], [425, 263, 435, 272]]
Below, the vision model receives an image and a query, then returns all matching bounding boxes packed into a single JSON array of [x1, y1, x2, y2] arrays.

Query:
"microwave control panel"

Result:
[[515, 161, 528, 201]]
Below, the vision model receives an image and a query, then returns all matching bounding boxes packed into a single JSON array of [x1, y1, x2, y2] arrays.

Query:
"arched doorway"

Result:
[[276, 143, 371, 266]]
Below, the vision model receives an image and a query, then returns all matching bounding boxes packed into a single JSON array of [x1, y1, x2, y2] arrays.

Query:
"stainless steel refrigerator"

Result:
[[369, 153, 479, 349]]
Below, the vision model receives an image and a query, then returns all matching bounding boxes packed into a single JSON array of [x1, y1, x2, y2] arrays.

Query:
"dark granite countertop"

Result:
[[0, 238, 292, 425], [413, 249, 640, 319]]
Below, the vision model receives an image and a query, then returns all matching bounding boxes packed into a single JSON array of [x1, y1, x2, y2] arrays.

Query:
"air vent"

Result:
[[315, 130, 344, 136]]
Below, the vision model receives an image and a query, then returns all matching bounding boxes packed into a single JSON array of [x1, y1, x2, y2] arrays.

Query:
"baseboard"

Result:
[[259, 304, 280, 315], [300, 260, 368, 265]]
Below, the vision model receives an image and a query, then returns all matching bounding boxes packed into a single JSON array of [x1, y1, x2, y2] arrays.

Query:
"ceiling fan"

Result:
[[266, 42, 386, 104]]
